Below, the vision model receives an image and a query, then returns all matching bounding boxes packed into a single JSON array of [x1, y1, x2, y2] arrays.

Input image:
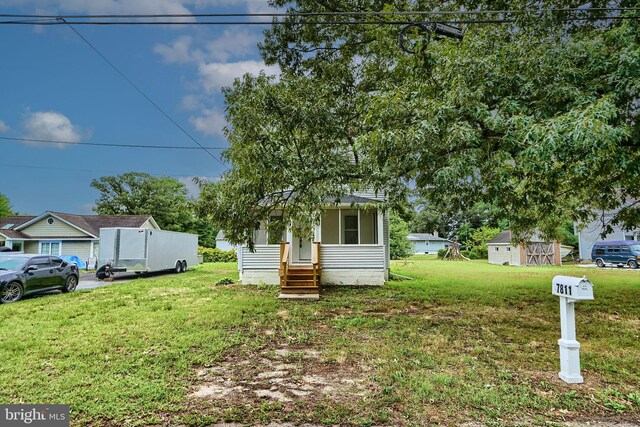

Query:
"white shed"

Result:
[[487, 230, 562, 266]]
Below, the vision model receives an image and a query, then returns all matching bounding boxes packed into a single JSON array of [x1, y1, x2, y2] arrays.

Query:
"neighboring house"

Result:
[[215, 230, 236, 251], [238, 191, 390, 287], [487, 230, 562, 266], [0, 212, 159, 263], [575, 215, 639, 260], [407, 233, 452, 254]]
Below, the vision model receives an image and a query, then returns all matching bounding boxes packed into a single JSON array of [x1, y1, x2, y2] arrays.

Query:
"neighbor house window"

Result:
[[495, 247, 499, 251], [507, 247, 511, 252], [11, 242, 23, 252], [40, 241, 61, 255]]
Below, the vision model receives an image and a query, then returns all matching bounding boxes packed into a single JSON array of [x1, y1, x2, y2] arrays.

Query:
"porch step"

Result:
[[278, 293, 320, 300], [285, 279, 317, 287], [280, 285, 320, 294]]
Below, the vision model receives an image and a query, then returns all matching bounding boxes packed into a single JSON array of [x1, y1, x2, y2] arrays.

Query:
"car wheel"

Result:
[[181, 261, 187, 273], [629, 260, 639, 269], [595, 259, 605, 268], [62, 275, 78, 293], [1, 281, 24, 303], [175, 261, 182, 274]]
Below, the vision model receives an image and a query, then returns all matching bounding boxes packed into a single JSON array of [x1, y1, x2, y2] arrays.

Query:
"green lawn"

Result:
[[1, 258, 638, 426]]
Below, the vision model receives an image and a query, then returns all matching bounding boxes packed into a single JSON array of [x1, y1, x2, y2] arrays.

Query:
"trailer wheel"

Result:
[[174, 261, 183, 274], [181, 261, 187, 273]]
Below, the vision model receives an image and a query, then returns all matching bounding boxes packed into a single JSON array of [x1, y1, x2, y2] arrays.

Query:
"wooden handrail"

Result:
[[312, 242, 320, 288], [279, 242, 290, 288]]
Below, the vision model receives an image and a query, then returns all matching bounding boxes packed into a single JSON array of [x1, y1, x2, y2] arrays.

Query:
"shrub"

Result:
[[198, 246, 237, 263], [214, 277, 235, 286], [437, 249, 448, 259]]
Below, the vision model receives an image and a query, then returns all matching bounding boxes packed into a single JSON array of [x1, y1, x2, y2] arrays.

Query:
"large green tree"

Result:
[[207, 1, 640, 246], [91, 172, 194, 232], [0, 193, 14, 217]]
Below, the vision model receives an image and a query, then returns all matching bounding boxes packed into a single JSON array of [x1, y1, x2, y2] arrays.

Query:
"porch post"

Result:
[[377, 209, 384, 245]]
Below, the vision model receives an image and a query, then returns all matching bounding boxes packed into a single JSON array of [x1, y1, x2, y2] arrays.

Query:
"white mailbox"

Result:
[[552, 275, 594, 384], [552, 275, 594, 302]]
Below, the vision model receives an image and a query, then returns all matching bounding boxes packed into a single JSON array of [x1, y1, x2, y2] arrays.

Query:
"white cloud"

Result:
[[0, 120, 8, 132], [154, 36, 204, 64], [22, 111, 83, 148], [180, 94, 204, 111], [198, 60, 279, 92], [189, 108, 227, 136], [205, 29, 261, 62]]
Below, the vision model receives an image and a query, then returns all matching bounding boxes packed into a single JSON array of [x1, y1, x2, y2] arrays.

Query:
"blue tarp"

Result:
[[60, 255, 87, 269]]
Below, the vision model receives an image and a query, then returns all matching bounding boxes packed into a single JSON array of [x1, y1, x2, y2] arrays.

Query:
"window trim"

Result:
[[40, 240, 62, 256]]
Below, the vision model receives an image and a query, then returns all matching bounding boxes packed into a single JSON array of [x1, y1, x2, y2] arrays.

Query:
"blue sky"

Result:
[[0, 0, 278, 215]]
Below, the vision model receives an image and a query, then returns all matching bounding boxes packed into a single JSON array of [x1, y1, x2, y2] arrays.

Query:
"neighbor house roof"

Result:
[[407, 233, 451, 242], [216, 230, 226, 240], [1, 211, 158, 239], [488, 230, 551, 245], [0, 216, 36, 230]]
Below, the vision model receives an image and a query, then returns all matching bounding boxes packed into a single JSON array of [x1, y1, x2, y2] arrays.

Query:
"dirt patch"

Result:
[[189, 345, 371, 406]]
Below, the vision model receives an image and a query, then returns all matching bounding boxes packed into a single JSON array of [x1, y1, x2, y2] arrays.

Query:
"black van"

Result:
[[591, 240, 640, 269]]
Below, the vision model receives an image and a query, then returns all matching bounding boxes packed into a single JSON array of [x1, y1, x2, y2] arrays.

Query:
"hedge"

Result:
[[198, 246, 237, 263]]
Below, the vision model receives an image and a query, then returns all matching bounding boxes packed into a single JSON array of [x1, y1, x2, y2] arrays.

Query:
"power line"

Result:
[[1, 8, 638, 19], [57, 18, 225, 166], [2, 15, 637, 26], [0, 136, 227, 150], [0, 162, 221, 179]]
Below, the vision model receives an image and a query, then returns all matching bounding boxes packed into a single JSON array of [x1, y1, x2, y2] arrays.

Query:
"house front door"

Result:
[[294, 236, 312, 263]]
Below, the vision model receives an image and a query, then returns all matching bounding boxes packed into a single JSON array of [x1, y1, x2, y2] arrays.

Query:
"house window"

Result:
[[625, 234, 635, 241], [359, 209, 377, 244], [268, 215, 286, 245], [321, 210, 340, 244], [40, 241, 61, 255], [11, 242, 23, 252], [344, 215, 358, 244], [47, 218, 54, 225], [507, 247, 511, 252], [495, 247, 499, 251]]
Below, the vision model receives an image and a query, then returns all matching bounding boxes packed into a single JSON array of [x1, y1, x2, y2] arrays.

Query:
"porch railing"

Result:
[[312, 242, 321, 288], [279, 242, 290, 288]]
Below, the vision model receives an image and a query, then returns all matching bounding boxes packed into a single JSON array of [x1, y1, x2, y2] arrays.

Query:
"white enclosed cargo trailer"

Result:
[[98, 228, 198, 276]]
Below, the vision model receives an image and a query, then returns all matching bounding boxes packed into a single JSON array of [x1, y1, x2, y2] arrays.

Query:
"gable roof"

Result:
[[2, 212, 158, 238], [407, 233, 451, 242], [488, 230, 552, 245]]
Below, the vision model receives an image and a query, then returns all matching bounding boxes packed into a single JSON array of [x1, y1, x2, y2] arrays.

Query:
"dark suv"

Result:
[[0, 254, 79, 303]]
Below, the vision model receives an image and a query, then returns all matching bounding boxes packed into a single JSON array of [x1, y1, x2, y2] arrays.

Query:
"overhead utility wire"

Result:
[[2, 7, 638, 18], [0, 136, 226, 150], [3, 16, 637, 25], [57, 17, 225, 166], [0, 162, 221, 179]]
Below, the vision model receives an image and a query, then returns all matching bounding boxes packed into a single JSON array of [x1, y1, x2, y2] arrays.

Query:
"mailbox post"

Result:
[[552, 275, 594, 384]]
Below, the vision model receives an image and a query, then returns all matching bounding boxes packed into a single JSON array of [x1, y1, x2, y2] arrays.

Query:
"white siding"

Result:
[[239, 245, 280, 271], [21, 216, 89, 237], [321, 245, 385, 270], [61, 241, 92, 261], [353, 190, 385, 201]]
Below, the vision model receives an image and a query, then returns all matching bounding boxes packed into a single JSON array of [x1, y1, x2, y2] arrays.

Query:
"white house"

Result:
[[487, 230, 562, 266], [407, 233, 452, 254], [575, 215, 639, 260], [0, 212, 159, 263], [215, 230, 236, 251], [237, 191, 389, 293]]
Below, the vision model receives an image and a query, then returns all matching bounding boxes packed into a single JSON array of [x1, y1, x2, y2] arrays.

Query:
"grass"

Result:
[[0, 257, 638, 426]]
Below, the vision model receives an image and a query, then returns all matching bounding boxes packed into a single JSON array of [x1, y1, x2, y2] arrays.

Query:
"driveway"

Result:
[[77, 271, 136, 290]]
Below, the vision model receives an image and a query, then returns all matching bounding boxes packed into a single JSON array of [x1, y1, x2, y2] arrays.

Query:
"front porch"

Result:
[[238, 205, 389, 290]]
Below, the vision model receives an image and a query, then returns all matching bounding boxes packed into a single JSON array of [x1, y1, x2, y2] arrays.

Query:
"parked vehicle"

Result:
[[97, 228, 198, 279], [0, 254, 79, 303], [591, 240, 640, 269]]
